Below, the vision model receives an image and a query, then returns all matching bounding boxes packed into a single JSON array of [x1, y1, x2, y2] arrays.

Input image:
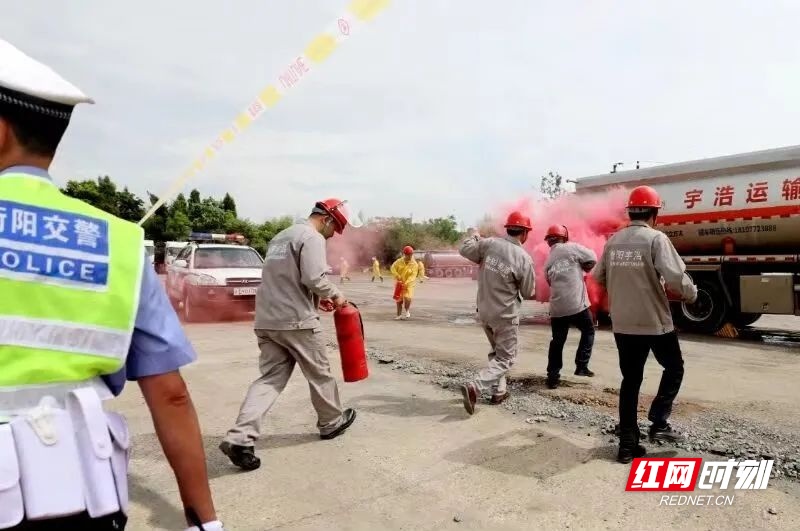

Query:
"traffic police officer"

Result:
[[593, 186, 698, 463], [220, 199, 358, 471], [0, 40, 221, 529], [459, 212, 536, 413], [543, 224, 597, 389]]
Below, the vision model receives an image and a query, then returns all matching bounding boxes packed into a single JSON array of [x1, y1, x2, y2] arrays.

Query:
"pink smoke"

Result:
[[495, 189, 629, 308], [326, 225, 385, 272]]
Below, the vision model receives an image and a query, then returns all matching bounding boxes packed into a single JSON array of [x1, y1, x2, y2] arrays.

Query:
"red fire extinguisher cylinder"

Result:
[[333, 303, 369, 382]]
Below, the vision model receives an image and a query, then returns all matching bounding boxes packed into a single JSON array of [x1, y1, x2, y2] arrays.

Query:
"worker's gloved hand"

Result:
[[185, 521, 225, 531], [332, 294, 347, 308], [319, 299, 335, 312]]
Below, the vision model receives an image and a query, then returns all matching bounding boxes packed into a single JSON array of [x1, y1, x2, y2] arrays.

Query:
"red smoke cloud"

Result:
[[495, 188, 629, 309]]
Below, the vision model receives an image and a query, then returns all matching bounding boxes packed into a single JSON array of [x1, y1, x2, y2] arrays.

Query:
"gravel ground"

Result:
[[356, 344, 800, 481]]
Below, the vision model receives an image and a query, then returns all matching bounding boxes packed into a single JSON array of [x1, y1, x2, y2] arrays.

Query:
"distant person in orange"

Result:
[[391, 246, 419, 320]]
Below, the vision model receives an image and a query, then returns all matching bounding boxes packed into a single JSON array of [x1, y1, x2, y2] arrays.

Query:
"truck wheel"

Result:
[[454, 268, 464, 278], [444, 269, 454, 278], [677, 279, 728, 334], [434, 268, 444, 278], [730, 312, 761, 327]]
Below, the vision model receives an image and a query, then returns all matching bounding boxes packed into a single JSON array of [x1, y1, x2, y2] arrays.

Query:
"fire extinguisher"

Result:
[[392, 281, 404, 302], [333, 302, 369, 382]]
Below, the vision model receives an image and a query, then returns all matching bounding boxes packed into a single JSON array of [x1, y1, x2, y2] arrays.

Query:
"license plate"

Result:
[[233, 287, 257, 296]]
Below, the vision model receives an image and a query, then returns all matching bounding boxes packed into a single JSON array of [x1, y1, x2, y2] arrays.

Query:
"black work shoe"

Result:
[[574, 367, 595, 377], [461, 383, 477, 415], [219, 441, 261, 471], [649, 423, 684, 444], [546, 378, 559, 390], [321, 408, 357, 440], [490, 391, 510, 405], [617, 444, 647, 464]]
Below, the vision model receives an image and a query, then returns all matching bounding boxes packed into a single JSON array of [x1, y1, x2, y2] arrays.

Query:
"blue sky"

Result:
[[4, 0, 800, 225]]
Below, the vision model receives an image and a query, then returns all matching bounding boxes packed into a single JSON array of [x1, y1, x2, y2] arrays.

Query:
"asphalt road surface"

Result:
[[119, 274, 800, 530]]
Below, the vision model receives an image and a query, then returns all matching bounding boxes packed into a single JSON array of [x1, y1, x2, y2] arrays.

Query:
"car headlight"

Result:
[[193, 274, 221, 286]]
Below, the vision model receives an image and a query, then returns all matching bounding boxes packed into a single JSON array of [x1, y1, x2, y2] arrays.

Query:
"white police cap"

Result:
[[0, 39, 93, 120]]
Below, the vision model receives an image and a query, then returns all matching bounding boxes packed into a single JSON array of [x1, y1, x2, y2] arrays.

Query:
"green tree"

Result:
[[193, 197, 226, 232], [116, 187, 145, 222], [164, 210, 192, 241], [188, 189, 202, 226], [142, 193, 169, 241], [426, 216, 461, 244], [540, 171, 566, 200], [170, 193, 188, 216], [221, 193, 237, 217]]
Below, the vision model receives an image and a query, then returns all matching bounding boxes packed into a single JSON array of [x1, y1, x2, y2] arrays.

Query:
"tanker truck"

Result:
[[424, 250, 478, 278], [575, 144, 800, 333]]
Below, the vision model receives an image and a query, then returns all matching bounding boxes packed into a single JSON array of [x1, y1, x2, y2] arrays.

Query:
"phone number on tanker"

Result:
[[698, 225, 777, 237]]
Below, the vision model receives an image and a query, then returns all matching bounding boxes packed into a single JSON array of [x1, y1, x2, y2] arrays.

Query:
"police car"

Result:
[[165, 234, 263, 322]]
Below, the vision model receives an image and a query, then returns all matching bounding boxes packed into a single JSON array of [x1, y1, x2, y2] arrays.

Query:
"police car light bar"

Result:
[[189, 232, 246, 243]]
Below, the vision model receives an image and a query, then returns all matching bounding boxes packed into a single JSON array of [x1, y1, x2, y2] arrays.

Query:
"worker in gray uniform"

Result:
[[458, 212, 536, 414], [220, 198, 360, 471], [543, 224, 598, 389], [593, 186, 698, 464]]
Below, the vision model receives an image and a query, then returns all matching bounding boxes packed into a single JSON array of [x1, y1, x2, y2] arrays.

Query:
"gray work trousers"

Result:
[[224, 328, 345, 446], [474, 321, 519, 394]]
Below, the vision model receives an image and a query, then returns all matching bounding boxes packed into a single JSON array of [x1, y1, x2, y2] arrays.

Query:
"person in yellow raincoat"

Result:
[[391, 246, 420, 320], [371, 256, 384, 282], [339, 257, 351, 284], [417, 258, 429, 283]]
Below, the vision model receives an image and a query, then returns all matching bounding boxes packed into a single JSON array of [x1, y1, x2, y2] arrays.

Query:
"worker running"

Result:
[[220, 198, 360, 471], [593, 186, 698, 464], [543, 224, 598, 389], [391, 246, 419, 320], [458, 213, 536, 413]]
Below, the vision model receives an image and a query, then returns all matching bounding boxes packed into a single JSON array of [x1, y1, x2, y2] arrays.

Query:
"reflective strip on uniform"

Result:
[[0, 316, 129, 359]]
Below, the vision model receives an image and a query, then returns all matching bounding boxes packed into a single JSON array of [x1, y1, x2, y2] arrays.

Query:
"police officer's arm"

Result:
[[519, 256, 536, 300], [459, 234, 485, 264], [652, 233, 698, 303], [139, 373, 217, 525], [575, 243, 597, 272], [125, 264, 217, 525], [300, 234, 343, 302], [592, 247, 608, 288]]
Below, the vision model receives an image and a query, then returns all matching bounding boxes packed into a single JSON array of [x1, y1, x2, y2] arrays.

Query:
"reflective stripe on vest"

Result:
[[0, 172, 143, 386]]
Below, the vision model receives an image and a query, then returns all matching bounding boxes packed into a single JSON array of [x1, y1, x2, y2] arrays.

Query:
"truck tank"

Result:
[[424, 251, 477, 278], [575, 145, 800, 255]]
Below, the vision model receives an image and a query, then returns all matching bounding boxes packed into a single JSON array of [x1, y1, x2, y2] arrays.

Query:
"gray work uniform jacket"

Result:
[[593, 221, 698, 335], [254, 222, 341, 330], [460, 235, 536, 325], [545, 242, 597, 318]]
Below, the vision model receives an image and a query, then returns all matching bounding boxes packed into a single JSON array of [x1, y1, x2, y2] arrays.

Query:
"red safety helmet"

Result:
[[314, 198, 359, 234], [504, 211, 533, 231], [627, 186, 662, 209], [545, 224, 569, 241], [403, 246, 414, 256]]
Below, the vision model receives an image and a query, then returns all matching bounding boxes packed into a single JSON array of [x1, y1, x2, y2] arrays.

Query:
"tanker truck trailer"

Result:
[[424, 250, 478, 278], [575, 144, 800, 333]]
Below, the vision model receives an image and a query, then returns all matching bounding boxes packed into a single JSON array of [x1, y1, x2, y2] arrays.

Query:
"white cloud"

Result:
[[3, 0, 800, 226]]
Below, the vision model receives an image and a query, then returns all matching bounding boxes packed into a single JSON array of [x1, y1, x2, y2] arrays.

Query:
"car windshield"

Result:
[[166, 247, 182, 258], [194, 248, 263, 269], [144, 246, 154, 256]]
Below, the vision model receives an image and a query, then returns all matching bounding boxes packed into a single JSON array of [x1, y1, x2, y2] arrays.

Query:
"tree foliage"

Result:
[[61, 176, 469, 263]]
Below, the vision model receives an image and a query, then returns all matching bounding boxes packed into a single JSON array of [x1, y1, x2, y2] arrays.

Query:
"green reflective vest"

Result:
[[0, 171, 143, 386]]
